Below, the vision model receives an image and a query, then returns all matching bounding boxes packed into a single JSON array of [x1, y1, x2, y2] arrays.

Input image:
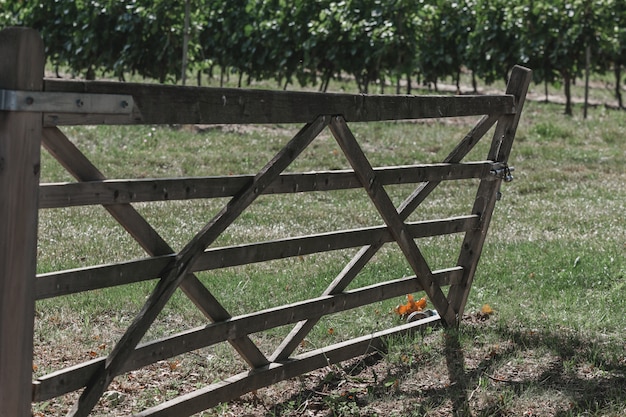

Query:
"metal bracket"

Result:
[[490, 163, 514, 182], [0, 89, 133, 115]]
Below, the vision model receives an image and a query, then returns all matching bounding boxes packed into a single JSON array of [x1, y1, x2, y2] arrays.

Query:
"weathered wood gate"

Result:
[[0, 28, 531, 416]]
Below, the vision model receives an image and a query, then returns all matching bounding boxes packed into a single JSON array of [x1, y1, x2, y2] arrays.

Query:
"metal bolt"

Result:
[[121, 100, 129, 108], [76, 99, 84, 107], [25, 96, 34, 105]]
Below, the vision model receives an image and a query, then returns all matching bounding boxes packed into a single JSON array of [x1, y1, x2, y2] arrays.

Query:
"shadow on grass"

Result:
[[441, 323, 626, 416], [259, 321, 625, 416]]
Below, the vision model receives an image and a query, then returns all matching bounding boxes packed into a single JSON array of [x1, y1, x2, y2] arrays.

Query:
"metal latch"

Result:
[[490, 163, 514, 182], [0, 89, 133, 114], [490, 163, 515, 201]]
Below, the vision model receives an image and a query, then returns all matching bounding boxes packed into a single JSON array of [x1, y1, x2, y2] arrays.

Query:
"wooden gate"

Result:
[[0, 28, 531, 416]]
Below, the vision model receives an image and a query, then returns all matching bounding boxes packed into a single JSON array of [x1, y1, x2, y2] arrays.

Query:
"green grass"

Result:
[[32, 79, 626, 416]]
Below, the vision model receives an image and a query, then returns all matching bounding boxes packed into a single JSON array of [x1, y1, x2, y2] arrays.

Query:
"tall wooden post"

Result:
[[0, 27, 44, 417]]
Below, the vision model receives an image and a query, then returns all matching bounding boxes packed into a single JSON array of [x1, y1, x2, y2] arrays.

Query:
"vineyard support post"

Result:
[[0, 27, 44, 417]]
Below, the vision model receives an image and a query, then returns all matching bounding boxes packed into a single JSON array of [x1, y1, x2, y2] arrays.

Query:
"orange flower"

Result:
[[481, 304, 494, 315], [394, 294, 427, 317]]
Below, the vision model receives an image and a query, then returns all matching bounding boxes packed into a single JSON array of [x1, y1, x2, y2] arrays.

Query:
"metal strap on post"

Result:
[[0, 88, 134, 114]]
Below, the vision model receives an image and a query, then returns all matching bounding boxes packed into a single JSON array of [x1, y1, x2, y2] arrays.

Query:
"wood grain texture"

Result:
[[36, 216, 477, 299], [33, 267, 460, 402], [39, 162, 493, 208], [135, 314, 442, 417], [66, 117, 329, 417], [330, 116, 455, 325], [43, 78, 516, 125], [0, 27, 44, 417], [42, 126, 269, 369], [270, 114, 502, 362]]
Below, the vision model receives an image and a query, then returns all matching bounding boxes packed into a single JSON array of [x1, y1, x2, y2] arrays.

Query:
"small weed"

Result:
[[323, 389, 362, 417]]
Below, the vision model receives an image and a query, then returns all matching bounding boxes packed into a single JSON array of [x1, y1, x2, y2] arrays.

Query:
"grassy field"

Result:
[[32, 76, 625, 416]]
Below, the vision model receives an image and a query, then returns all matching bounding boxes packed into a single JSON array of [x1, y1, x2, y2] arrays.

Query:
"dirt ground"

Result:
[[32, 312, 626, 417]]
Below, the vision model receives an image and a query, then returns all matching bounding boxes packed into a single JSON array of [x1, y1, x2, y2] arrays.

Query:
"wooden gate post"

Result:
[[0, 27, 44, 417]]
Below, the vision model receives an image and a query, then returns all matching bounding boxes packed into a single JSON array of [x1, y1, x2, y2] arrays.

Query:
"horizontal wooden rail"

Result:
[[33, 271, 454, 402], [35, 215, 478, 299], [42, 79, 516, 126], [135, 314, 442, 417], [39, 162, 495, 208]]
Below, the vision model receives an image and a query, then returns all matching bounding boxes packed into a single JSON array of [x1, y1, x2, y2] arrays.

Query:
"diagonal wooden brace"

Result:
[[42, 127, 268, 370], [329, 116, 456, 326], [65, 115, 330, 417], [271, 113, 500, 361]]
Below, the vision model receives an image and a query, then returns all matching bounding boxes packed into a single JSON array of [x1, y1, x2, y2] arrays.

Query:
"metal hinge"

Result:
[[0, 89, 133, 114]]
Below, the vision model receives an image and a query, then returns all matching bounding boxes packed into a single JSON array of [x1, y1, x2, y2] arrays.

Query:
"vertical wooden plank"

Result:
[[447, 66, 532, 320], [0, 27, 44, 417]]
